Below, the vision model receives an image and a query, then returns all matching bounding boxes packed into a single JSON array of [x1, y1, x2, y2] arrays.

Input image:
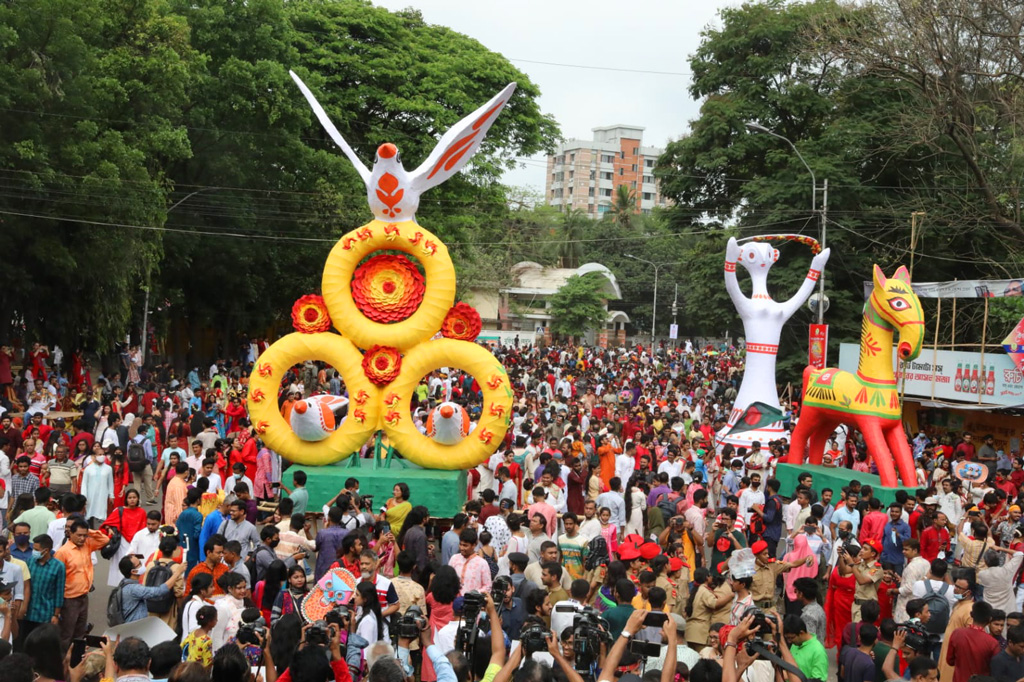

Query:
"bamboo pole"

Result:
[[950, 280, 958, 349], [931, 298, 941, 400], [978, 297, 989, 405]]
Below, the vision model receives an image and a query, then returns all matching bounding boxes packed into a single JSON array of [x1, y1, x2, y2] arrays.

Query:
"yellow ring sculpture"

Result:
[[321, 220, 455, 352], [379, 339, 514, 470], [246, 332, 380, 465]]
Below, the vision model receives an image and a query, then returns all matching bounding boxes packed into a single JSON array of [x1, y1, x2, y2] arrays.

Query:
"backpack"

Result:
[[244, 544, 272, 585], [145, 560, 176, 614], [127, 440, 148, 472], [107, 578, 134, 627], [657, 492, 680, 522], [922, 581, 951, 634]]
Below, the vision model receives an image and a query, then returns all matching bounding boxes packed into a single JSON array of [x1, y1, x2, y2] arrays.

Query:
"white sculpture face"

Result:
[[736, 243, 779, 276]]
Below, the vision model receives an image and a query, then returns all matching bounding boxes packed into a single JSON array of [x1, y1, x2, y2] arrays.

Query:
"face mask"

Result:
[[31, 550, 42, 562], [96, 455, 106, 464], [14, 534, 29, 546], [838, 529, 851, 540], [952, 592, 965, 602], [132, 566, 145, 576], [269, 539, 280, 549], [234, 474, 242, 480]]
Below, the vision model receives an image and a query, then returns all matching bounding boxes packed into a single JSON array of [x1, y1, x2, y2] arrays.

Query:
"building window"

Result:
[[631, 164, 637, 172], [633, 146, 639, 154], [588, 187, 595, 197], [643, 192, 653, 200], [619, 168, 624, 176], [601, 154, 614, 164], [570, 153, 575, 162], [644, 175, 654, 184], [590, 170, 596, 180], [600, 172, 613, 180], [600, 188, 612, 197], [569, 170, 574, 179], [645, 159, 654, 168], [631, 181, 636, 189]]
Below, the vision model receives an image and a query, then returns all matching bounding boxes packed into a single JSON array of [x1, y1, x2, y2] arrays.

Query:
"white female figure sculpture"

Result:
[[719, 236, 830, 450]]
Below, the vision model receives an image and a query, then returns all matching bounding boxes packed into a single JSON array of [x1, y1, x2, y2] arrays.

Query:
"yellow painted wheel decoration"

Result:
[[321, 220, 455, 351], [247, 333, 380, 465], [380, 339, 514, 470]]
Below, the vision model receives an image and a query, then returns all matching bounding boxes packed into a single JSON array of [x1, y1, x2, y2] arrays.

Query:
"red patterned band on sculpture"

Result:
[[746, 234, 822, 255], [351, 254, 426, 323], [807, 269, 821, 282], [724, 262, 737, 272], [747, 343, 779, 355]]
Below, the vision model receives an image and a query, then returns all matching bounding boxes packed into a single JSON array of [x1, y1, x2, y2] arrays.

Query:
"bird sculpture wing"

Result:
[[289, 70, 371, 186]]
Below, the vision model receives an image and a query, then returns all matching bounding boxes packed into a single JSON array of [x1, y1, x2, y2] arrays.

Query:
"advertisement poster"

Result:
[[863, 278, 1024, 300], [808, 324, 828, 369], [903, 401, 1023, 454], [837, 343, 1024, 407]]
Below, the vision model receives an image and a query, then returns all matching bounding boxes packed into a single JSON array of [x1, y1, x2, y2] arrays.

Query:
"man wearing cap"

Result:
[[750, 539, 812, 610], [844, 538, 883, 622], [995, 505, 1023, 547]]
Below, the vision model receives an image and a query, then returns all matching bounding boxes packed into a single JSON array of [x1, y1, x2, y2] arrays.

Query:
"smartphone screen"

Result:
[[644, 611, 669, 628], [85, 635, 108, 648], [71, 639, 87, 669]]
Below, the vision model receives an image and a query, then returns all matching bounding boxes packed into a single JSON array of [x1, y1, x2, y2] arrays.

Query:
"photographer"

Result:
[[839, 539, 883, 623], [592, 609, 674, 682], [881, 627, 938, 682], [492, 576, 526, 641], [261, 619, 354, 682]]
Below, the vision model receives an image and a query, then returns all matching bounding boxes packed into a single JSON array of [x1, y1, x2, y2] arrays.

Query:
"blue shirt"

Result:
[[120, 581, 171, 622], [176, 506, 204, 573], [26, 556, 65, 623], [398, 644, 457, 682], [831, 506, 861, 535], [199, 510, 224, 562], [881, 520, 911, 566], [441, 529, 460, 567], [314, 526, 349, 581], [761, 494, 783, 542]]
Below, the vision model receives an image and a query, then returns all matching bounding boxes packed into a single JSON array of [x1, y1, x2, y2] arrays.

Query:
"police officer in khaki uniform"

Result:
[[844, 538, 883, 622]]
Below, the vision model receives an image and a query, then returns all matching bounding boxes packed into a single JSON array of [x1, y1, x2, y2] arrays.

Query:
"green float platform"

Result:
[[290, 457, 468, 519], [774, 463, 915, 506]]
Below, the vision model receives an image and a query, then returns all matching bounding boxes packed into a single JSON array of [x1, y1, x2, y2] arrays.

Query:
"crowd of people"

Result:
[[0, 341, 1019, 682]]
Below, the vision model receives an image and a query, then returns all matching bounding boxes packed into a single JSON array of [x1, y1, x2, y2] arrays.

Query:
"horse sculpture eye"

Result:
[[889, 297, 909, 311]]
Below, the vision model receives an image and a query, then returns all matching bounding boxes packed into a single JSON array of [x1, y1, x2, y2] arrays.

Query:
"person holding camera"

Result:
[[491, 576, 526, 641], [840, 539, 883, 623]]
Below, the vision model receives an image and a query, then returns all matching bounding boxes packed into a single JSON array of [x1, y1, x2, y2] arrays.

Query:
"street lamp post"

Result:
[[744, 122, 828, 324], [625, 254, 660, 341]]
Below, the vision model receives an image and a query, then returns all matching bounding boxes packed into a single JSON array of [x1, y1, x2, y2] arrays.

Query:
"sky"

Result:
[[371, 0, 741, 193]]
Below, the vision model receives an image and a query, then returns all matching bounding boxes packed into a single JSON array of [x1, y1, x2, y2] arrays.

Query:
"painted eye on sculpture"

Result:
[[889, 297, 909, 311]]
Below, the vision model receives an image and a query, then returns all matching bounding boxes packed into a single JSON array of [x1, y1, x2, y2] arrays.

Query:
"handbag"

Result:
[[100, 507, 124, 559]]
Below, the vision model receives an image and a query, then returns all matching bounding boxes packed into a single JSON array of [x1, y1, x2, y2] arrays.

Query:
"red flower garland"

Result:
[[441, 302, 482, 341], [291, 294, 331, 333], [362, 345, 402, 386]]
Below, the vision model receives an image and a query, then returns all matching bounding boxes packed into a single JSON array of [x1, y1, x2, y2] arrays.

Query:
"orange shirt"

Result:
[[55, 530, 110, 598], [597, 444, 619, 488], [187, 560, 229, 595]]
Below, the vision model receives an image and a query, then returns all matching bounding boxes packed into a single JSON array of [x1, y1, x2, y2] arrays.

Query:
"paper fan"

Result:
[[301, 567, 358, 622]]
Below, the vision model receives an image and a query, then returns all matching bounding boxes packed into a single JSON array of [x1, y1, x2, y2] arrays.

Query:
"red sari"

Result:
[[825, 566, 856, 653], [101, 504, 148, 543], [112, 462, 133, 507]]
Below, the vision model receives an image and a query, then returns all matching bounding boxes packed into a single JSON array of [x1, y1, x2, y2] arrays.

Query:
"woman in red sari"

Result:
[[224, 397, 246, 434], [825, 563, 856, 660], [101, 488, 148, 587], [108, 446, 133, 507]]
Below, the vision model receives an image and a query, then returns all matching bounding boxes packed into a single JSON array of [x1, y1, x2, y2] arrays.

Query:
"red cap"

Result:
[[717, 560, 730, 575], [618, 546, 642, 561], [668, 556, 688, 572], [863, 539, 882, 555], [623, 533, 645, 546], [751, 540, 768, 555], [639, 542, 661, 560]]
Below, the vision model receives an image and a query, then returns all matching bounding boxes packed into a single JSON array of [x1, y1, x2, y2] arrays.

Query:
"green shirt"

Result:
[[288, 487, 309, 515], [558, 533, 588, 580], [15, 506, 57, 539], [602, 604, 635, 639], [710, 529, 746, 576], [791, 635, 829, 682]]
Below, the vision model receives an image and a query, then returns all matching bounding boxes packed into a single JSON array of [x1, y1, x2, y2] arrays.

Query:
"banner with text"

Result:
[[808, 324, 828, 369], [862, 278, 1024, 300], [837, 343, 1024, 407]]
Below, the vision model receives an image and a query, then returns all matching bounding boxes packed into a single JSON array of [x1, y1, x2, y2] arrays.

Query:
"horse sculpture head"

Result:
[[869, 265, 924, 361]]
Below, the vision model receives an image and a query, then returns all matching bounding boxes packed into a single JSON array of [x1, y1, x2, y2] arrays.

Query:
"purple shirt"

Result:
[[647, 484, 671, 508]]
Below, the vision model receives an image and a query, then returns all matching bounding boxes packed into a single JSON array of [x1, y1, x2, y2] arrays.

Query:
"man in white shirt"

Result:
[[578, 500, 602, 540], [737, 473, 765, 525], [596, 478, 626, 528], [224, 463, 254, 498], [197, 458, 223, 493], [127, 511, 164, 561], [551, 580, 589, 639], [615, 448, 635, 491], [658, 450, 683, 480]]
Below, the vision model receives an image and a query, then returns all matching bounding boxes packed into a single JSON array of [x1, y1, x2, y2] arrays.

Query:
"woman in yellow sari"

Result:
[[382, 482, 412, 536]]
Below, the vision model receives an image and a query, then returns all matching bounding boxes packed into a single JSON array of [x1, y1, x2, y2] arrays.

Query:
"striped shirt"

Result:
[[10, 473, 39, 499], [26, 556, 65, 623]]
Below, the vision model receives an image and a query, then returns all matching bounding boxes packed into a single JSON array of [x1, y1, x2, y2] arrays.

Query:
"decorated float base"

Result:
[[291, 458, 468, 519], [774, 463, 915, 506]]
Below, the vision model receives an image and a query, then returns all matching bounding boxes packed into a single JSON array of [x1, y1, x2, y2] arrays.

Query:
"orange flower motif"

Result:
[[477, 428, 494, 444], [257, 362, 273, 377], [255, 420, 270, 435], [362, 345, 402, 386], [250, 388, 266, 404], [440, 302, 481, 341], [291, 294, 332, 334], [384, 410, 402, 426], [351, 254, 425, 323], [354, 390, 370, 406], [352, 409, 367, 424]]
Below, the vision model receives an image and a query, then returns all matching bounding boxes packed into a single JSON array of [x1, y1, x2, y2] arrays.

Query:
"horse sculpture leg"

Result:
[[807, 418, 840, 466], [786, 409, 813, 465], [885, 423, 917, 487], [857, 417, 899, 487]]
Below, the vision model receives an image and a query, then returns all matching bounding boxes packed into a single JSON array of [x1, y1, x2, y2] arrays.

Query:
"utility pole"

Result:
[[672, 283, 678, 326], [817, 179, 828, 325]]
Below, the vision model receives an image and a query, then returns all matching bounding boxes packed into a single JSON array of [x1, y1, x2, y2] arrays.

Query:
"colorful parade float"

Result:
[[245, 72, 517, 516]]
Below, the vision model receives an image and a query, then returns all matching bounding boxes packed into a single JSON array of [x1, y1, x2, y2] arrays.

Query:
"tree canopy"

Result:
[[548, 274, 611, 338]]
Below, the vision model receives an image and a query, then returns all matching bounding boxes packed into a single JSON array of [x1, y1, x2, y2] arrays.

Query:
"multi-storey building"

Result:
[[545, 125, 669, 218]]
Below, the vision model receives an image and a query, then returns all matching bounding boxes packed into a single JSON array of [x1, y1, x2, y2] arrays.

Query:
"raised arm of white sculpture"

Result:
[[289, 70, 516, 222], [778, 247, 831, 319], [724, 237, 753, 315]]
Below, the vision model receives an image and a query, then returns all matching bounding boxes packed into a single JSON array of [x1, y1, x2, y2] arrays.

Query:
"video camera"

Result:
[[396, 604, 427, 639], [554, 603, 612, 676], [237, 608, 267, 646], [521, 617, 550, 656], [895, 622, 937, 654], [455, 591, 488, 670], [740, 606, 779, 655], [359, 494, 375, 512]]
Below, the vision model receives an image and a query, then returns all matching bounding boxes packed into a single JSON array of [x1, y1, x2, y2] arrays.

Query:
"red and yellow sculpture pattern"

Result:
[[247, 219, 513, 469]]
